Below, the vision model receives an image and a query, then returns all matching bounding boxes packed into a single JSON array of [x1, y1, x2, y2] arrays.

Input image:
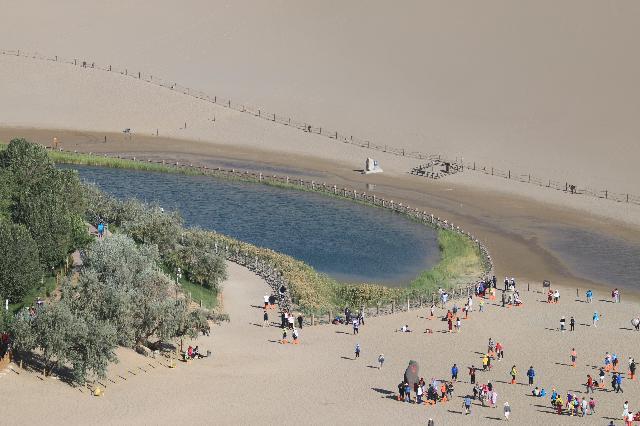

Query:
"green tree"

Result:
[[0, 220, 41, 303], [165, 228, 227, 290], [0, 139, 88, 269], [71, 234, 199, 347]]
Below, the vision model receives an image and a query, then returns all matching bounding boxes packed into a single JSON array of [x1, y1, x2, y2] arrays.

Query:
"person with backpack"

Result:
[[510, 365, 518, 385]]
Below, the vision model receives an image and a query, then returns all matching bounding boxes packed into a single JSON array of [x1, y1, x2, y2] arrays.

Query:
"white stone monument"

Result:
[[364, 157, 383, 174]]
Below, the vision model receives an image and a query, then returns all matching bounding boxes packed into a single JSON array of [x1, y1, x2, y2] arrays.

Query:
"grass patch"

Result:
[[178, 277, 218, 309], [410, 229, 483, 290], [10, 273, 58, 314]]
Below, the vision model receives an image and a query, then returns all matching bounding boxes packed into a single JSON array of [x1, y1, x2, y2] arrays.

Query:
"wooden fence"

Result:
[[44, 147, 494, 326], [3, 47, 638, 207]]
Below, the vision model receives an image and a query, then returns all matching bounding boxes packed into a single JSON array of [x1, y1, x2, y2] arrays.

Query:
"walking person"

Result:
[[297, 313, 303, 329], [451, 363, 459, 382], [263, 310, 269, 327], [503, 402, 511, 421], [615, 372, 623, 393], [354, 343, 360, 359], [463, 395, 472, 415], [429, 303, 435, 320], [377, 354, 384, 369], [585, 374, 594, 394], [526, 366, 535, 386], [571, 348, 577, 367], [353, 318, 359, 335], [510, 365, 518, 385], [586, 289, 593, 303], [570, 316, 575, 331], [593, 311, 599, 327], [496, 342, 504, 360], [560, 316, 566, 332], [469, 365, 476, 384]]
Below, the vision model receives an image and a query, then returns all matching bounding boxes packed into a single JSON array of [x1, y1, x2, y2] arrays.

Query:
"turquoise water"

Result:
[[67, 165, 441, 285]]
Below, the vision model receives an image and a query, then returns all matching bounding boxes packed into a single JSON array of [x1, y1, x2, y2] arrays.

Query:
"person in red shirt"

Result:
[[496, 342, 504, 360]]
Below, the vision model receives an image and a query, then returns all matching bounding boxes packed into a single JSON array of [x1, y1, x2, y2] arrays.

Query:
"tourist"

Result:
[[580, 397, 588, 417], [416, 381, 423, 404], [455, 316, 461, 332], [615, 372, 623, 393], [463, 395, 472, 414], [632, 317, 640, 331], [532, 386, 540, 397], [570, 348, 577, 367], [526, 366, 535, 386], [287, 313, 295, 330], [496, 342, 504, 360], [510, 365, 517, 384], [585, 374, 594, 393], [560, 316, 566, 332], [503, 402, 511, 421], [427, 419, 434, 426], [430, 303, 435, 319], [358, 310, 364, 325], [263, 310, 269, 327], [451, 363, 458, 382], [589, 397, 596, 415], [447, 316, 453, 333], [97, 220, 104, 239], [281, 328, 288, 344], [586, 289, 593, 303], [599, 367, 606, 386], [469, 365, 476, 384], [344, 307, 351, 323], [292, 328, 299, 344], [623, 401, 629, 420], [467, 296, 473, 312], [593, 311, 599, 327], [490, 389, 498, 408], [353, 318, 359, 335], [281, 311, 286, 328], [482, 354, 489, 371], [397, 381, 405, 401], [629, 358, 636, 380], [378, 354, 384, 369], [612, 288, 620, 303], [354, 343, 360, 359], [297, 313, 303, 329], [264, 293, 269, 309], [268, 294, 276, 309], [479, 299, 484, 312], [404, 382, 411, 403], [570, 316, 575, 331]]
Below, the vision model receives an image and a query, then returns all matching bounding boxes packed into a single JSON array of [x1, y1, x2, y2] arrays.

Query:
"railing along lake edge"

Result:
[[45, 147, 494, 327]]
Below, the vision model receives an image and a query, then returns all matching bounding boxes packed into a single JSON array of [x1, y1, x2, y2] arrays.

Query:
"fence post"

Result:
[[527, 282, 530, 292], [508, 170, 511, 179], [528, 174, 531, 183], [565, 182, 568, 192], [491, 167, 494, 175], [376, 303, 380, 316], [605, 190, 608, 199], [627, 194, 629, 203], [407, 297, 410, 311], [311, 313, 315, 326], [328, 310, 332, 323], [473, 162, 476, 170], [391, 300, 395, 313]]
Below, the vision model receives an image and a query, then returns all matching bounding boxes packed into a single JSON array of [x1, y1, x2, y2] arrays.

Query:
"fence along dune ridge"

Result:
[[2, 48, 638, 207], [40, 146, 493, 326]]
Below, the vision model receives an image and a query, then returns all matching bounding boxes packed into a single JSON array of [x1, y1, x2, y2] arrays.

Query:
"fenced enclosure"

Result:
[[4, 47, 637, 207], [43, 147, 494, 326]]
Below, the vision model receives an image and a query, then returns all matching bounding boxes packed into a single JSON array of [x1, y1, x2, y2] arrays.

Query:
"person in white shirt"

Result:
[[264, 294, 269, 309]]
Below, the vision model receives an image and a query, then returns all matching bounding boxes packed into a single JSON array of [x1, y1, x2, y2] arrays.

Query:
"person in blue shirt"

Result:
[[97, 220, 104, 239], [586, 289, 593, 303], [463, 395, 472, 414], [451, 363, 459, 382], [527, 366, 535, 386], [615, 373, 623, 393]]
